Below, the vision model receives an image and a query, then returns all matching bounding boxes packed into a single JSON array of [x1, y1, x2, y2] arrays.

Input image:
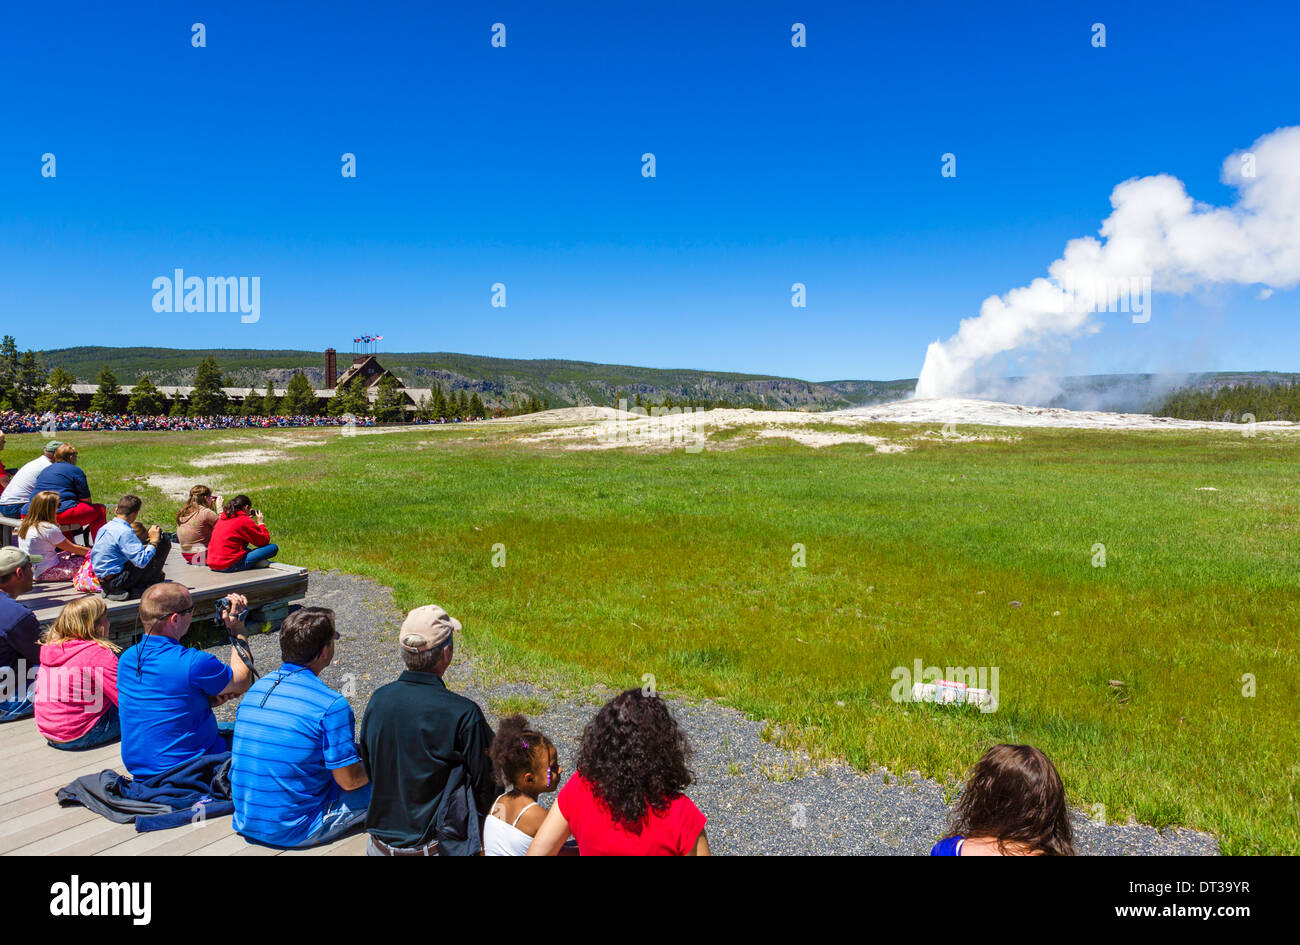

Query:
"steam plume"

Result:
[[915, 126, 1300, 401]]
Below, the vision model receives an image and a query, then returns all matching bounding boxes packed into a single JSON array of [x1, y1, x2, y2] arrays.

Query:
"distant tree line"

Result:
[[1155, 382, 1300, 422]]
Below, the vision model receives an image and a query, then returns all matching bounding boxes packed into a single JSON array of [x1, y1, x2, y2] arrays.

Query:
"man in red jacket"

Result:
[[206, 494, 279, 572]]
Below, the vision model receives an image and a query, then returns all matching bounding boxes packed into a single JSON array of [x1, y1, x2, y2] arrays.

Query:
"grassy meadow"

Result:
[[8, 420, 1298, 854]]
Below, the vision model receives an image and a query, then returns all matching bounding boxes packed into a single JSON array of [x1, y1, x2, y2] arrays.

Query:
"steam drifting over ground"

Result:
[[916, 126, 1300, 403]]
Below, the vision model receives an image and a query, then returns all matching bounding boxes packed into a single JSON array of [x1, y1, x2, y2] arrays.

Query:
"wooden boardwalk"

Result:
[[0, 718, 366, 856]]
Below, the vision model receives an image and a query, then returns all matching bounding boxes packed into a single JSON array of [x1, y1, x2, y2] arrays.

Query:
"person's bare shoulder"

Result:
[[515, 802, 549, 838]]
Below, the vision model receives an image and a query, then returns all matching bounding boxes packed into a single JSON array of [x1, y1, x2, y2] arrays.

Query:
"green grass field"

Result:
[[9, 420, 1298, 854]]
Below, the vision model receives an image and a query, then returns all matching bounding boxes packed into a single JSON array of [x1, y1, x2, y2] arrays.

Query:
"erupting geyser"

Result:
[[916, 125, 1300, 401]]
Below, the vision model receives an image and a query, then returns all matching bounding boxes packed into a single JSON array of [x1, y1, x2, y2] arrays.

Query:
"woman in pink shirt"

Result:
[[35, 596, 120, 750]]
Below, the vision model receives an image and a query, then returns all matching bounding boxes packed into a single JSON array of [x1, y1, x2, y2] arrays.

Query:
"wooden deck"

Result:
[[18, 548, 309, 646], [0, 718, 367, 856]]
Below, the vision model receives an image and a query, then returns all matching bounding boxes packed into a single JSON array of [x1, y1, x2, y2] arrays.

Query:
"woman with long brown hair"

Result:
[[931, 744, 1075, 855], [35, 596, 121, 750], [176, 484, 221, 564], [17, 490, 90, 582]]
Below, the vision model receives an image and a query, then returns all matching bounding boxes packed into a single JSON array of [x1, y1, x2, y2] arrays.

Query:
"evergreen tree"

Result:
[[329, 375, 369, 417], [241, 391, 262, 416], [260, 379, 279, 416], [90, 365, 120, 413], [415, 394, 433, 421], [15, 350, 47, 411], [280, 371, 317, 415], [169, 394, 188, 417], [127, 375, 166, 415], [373, 374, 405, 422], [37, 367, 78, 412], [469, 392, 485, 419], [189, 356, 228, 416], [0, 335, 18, 409], [432, 383, 448, 420]]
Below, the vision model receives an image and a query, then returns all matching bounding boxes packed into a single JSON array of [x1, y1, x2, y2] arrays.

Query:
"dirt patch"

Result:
[[190, 449, 289, 468]]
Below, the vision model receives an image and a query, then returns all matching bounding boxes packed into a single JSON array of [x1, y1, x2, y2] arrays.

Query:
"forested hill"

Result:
[[37, 346, 918, 411]]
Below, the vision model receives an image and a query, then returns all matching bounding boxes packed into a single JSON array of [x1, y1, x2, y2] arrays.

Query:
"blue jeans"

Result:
[[0, 691, 35, 722], [215, 543, 279, 573], [299, 783, 372, 847], [48, 705, 121, 751], [0, 503, 24, 519]]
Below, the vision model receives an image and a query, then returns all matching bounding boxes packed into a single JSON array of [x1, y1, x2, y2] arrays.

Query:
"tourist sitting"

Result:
[[18, 491, 91, 583], [206, 495, 278, 573], [485, 715, 563, 856], [359, 605, 498, 856], [176, 485, 221, 564], [90, 495, 170, 601], [0, 548, 40, 722], [527, 688, 710, 856], [930, 744, 1075, 856], [116, 585, 253, 778], [23, 444, 107, 541], [231, 607, 370, 848], [35, 596, 120, 751], [0, 439, 60, 518]]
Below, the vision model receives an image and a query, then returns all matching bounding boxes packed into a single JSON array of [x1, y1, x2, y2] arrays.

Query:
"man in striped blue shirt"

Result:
[[230, 606, 370, 848]]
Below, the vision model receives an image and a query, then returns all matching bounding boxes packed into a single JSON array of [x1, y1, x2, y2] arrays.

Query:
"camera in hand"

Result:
[[214, 595, 249, 625]]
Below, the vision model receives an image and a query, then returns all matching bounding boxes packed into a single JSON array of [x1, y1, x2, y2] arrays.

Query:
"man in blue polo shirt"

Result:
[[117, 583, 254, 778], [231, 606, 370, 848]]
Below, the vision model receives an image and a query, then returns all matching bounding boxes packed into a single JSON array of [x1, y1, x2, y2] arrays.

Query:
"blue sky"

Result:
[[2, 0, 1298, 381]]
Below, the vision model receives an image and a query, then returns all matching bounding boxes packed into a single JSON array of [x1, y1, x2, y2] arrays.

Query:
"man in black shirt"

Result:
[[0, 547, 41, 721], [359, 604, 498, 855]]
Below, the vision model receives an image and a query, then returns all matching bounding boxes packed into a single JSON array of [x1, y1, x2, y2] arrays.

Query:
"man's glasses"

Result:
[[170, 606, 194, 618]]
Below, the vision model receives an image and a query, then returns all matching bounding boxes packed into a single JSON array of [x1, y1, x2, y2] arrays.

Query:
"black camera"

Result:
[[214, 596, 249, 625]]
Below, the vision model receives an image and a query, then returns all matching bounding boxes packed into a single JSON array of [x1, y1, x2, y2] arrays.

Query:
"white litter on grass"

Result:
[[1195, 486, 1219, 491]]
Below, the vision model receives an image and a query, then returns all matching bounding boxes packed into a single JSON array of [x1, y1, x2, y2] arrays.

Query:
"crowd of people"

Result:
[[0, 410, 376, 433], [0, 435, 1079, 856]]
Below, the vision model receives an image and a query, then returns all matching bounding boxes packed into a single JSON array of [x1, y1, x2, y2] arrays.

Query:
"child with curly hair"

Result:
[[484, 714, 562, 856]]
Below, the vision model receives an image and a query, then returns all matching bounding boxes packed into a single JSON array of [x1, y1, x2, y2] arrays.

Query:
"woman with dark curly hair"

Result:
[[931, 744, 1076, 856], [527, 688, 710, 856]]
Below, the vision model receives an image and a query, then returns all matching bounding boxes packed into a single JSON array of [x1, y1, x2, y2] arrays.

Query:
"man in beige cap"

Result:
[[0, 547, 41, 720], [358, 604, 498, 855]]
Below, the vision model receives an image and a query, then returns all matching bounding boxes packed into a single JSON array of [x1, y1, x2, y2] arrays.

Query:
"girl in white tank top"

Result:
[[484, 715, 561, 856]]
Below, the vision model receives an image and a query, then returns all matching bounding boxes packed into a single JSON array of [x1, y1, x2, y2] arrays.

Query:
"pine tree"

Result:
[[280, 371, 317, 416], [189, 356, 228, 416], [127, 375, 166, 415], [90, 365, 120, 413], [469, 393, 485, 419], [0, 335, 18, 410], [37, 367, 78, 412], [15, 350, 46, 411], [169, 394, 188, 417], [260, 379, 279, 416], [433, 383, 448, 420], [329, 375, 369, 417], [373, 374, 405, 422]]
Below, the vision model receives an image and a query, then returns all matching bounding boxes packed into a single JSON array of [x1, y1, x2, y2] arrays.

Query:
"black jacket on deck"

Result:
[[358, 671, 498, 854]]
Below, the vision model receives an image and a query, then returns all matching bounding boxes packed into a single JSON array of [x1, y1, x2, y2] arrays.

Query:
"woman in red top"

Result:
[[527, 688, 710, 856], [205, 494, 279, 572]]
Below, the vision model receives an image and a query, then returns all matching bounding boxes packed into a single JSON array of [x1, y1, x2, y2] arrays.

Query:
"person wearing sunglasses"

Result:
[[116, 585, 253, 779], [230, 606, 370, 849]]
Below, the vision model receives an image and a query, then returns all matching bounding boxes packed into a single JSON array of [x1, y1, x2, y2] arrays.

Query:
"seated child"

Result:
[[17, 491, 90, 582], [35, 596, 121, 751], [484, 715, 562, 856]]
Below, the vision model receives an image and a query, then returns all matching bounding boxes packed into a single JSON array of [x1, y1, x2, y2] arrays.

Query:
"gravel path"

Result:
[[213, 570, 1218, 856]]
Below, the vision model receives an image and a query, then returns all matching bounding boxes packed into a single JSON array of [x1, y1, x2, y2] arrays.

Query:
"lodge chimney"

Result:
[[325, 348, 337, 388]]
